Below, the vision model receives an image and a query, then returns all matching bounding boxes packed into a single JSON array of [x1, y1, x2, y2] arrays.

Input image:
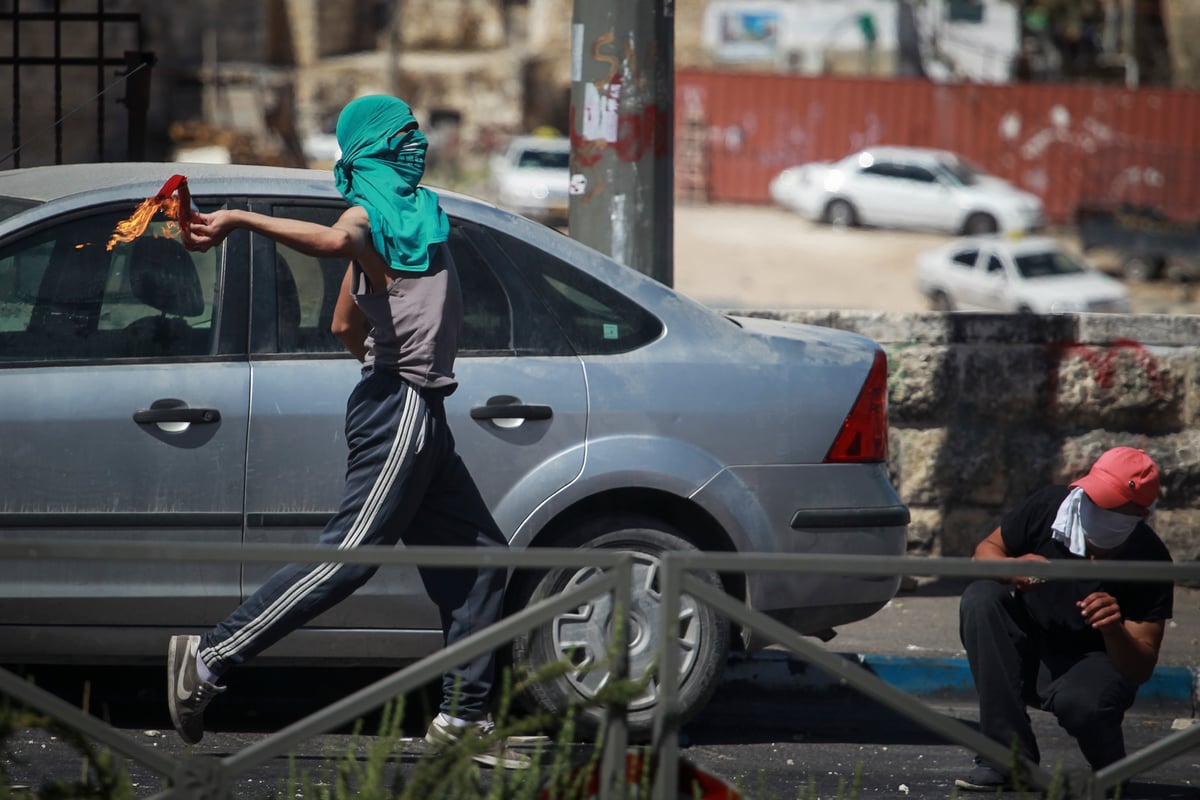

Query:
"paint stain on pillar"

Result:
[[571, 30, 668, 170]]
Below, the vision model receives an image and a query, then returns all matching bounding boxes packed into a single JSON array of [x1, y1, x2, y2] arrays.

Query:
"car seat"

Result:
[[124, 237, 205, 356]]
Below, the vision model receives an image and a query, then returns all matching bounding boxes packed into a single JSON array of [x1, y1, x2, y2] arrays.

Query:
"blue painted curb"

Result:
[[722, 651, 1198, 713]]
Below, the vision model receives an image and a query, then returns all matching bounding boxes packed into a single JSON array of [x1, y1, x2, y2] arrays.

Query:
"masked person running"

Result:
[[955, 447, 1172, 791], [169, 94, 529, 769]]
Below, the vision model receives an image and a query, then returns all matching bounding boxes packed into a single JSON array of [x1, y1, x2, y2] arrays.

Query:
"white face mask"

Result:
[[1051, 486, 1146, 557]]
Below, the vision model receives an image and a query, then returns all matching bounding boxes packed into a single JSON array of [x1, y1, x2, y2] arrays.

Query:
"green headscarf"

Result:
[[333, 95, 449, 273]]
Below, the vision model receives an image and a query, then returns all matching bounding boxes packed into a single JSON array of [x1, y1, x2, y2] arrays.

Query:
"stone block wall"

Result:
[[739, 310, 1200, 565]]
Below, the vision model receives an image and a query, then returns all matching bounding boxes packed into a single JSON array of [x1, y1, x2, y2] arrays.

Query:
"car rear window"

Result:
[[485, 228, 663, 356]]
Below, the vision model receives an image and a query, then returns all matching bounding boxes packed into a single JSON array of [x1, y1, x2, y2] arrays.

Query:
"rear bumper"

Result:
[[744, 521, 908, 634], [691, 463, 909, 640]]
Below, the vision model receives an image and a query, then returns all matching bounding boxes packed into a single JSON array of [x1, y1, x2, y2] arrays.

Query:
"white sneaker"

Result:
[[167, 634, 225, 745], [423, 713, 531, 770]]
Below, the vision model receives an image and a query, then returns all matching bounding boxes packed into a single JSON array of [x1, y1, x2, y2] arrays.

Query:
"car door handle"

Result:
[[469, 404, 553, 421], [133, 407, 221, 424]]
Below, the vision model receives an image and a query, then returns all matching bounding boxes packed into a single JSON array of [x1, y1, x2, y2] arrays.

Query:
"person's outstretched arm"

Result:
[[185, 206, 370, 261]]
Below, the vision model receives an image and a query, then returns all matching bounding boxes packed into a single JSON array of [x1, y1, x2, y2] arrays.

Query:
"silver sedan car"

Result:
[[0, 163, 908, 738], [770, 146, 1044, 236]]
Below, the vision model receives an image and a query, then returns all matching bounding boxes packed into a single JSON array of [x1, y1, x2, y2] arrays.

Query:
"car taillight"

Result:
[[824, 349, 888, 463]]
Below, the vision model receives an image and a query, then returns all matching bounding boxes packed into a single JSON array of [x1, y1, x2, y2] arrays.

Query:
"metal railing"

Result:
[[652, 553, 1200, 800], [0, 540, 1196, 800]]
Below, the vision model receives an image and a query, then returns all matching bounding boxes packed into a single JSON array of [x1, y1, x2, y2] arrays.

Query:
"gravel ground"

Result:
[[671, 203, 1200, 316]]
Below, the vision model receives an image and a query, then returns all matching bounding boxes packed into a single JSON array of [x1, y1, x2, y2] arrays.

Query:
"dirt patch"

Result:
[[672, 203, 1200, 316]]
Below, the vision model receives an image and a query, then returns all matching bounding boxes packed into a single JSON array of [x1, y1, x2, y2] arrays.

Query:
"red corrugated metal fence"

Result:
[[675, 70, 1200, 224]]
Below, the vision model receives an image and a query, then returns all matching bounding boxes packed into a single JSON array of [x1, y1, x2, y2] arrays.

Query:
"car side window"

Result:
[[986, 255, 1005, 275], [485, 229, 663, 355], [862, 161, 901, 179], [267, 205, 514, 355], [951, 249, 979, 268], [0, 208, 217, 364], [903, 166, 937, 184]]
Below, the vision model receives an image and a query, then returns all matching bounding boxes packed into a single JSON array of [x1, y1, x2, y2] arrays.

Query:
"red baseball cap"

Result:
[[1071, 447, 1160, 510]]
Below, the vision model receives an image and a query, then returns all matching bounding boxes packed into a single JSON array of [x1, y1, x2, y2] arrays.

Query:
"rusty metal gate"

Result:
[[0, 1, 153, 168]]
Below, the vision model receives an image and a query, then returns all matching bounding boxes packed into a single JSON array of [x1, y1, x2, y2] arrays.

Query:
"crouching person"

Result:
[[955, 447, 1173, 792]]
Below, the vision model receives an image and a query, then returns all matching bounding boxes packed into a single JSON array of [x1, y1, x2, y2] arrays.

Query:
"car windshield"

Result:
[[1014, 249, 1088, 278], [935, 156, 984, 187], [517, 148, 569, 169], [0, 196, 42, 223]]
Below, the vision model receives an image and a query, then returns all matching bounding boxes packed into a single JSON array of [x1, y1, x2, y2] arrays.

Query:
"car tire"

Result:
[[962, 213, 999, 235], [1122, 255, 1162, 283], [825, 199, 858, 228], [509, 517, 731, 742], [928, 291, 954, 311]]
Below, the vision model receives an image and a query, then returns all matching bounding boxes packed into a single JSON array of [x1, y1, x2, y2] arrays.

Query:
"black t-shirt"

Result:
[[1000, 485, 1174, 654]]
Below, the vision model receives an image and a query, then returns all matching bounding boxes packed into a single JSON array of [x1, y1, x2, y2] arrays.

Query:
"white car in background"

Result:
[[769, 146, 1044, 236], [916, 236, 1131, 313], [490, 134, 570, 226]]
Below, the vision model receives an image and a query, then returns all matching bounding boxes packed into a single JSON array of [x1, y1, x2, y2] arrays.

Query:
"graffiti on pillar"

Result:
[[570, 26, 667, 169]]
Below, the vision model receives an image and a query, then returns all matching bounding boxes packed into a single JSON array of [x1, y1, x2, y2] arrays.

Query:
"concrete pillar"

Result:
[[568, 0, 674, 286]]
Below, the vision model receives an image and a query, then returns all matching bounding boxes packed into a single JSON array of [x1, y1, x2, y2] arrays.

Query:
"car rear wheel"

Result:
[[962, 213, 999, 235], [825, 199, 858, 228], [928, 291, 954, 311], [510, 517, 731, 741]]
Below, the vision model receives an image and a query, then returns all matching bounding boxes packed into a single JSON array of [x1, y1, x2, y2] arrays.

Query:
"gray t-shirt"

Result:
[[352, 243, 462, 393]]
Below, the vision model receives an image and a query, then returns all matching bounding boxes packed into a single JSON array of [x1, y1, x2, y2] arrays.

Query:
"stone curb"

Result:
[[722, 651, 1198, 715]]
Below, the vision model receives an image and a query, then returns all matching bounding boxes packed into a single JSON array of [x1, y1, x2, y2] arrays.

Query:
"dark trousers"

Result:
[[959, 580, 1136, 770], [200, 370, 509, 719]]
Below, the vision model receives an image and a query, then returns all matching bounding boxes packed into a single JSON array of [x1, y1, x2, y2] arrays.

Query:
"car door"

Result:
[[0, 200, 249, 647], [239, 202, 587, 654], [936, 246, 982, 309], [958, 246, 1012, 310], [897, 164, 955, 230], [853, 161, 940, 229], [850, 161, 907, 225]]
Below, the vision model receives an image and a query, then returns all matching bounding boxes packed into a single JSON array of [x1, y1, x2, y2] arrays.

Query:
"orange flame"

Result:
[[106, 195, 183, 251], [105, 174, 194, 251]]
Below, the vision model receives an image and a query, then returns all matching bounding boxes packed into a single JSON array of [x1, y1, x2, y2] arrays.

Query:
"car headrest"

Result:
[[128, 237, 204, 317]]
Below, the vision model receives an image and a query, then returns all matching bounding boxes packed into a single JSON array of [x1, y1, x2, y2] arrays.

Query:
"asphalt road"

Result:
[[3, 666, 1197, 799]]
